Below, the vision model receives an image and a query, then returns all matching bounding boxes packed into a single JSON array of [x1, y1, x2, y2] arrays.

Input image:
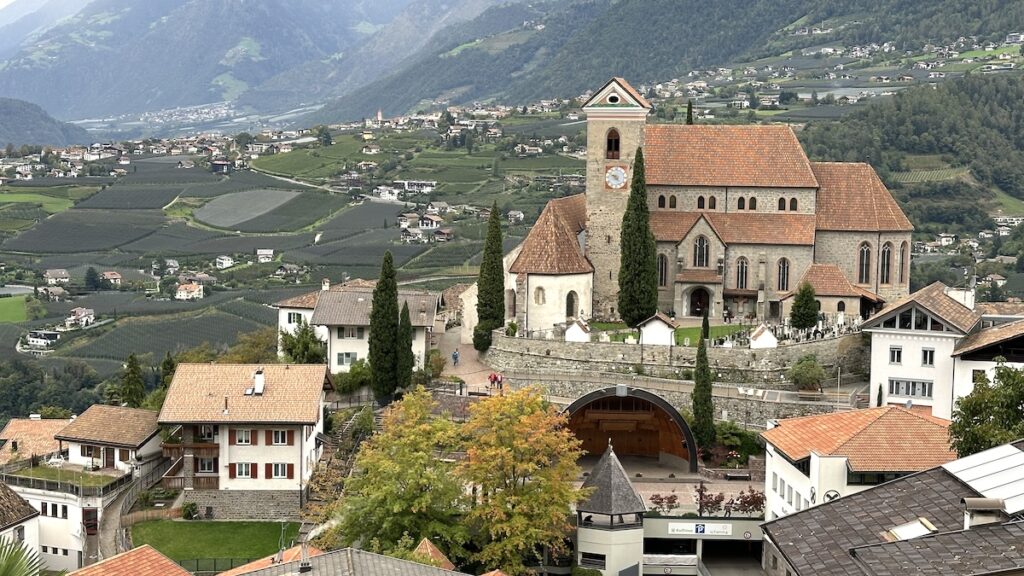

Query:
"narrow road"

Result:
[[97, 485, 134, 560]]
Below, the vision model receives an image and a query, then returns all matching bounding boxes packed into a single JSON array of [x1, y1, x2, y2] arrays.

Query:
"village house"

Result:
[[0, 416, 71, 466], [44, 269, 70, 285], [402, 227, 427, 244], [761, 406, 956, 523], [100, 271, 121, 286], [375, 186, 400, 201], [55, 405, 163, 476], [398, 212, 419, 228], [361, 143, 381, 155], [275, 280, 438, 374], [507, 210, 525, 224], [64, 307, 95, 329], [26, 330, 60, 348], [0, 483, 40, 565], [419, 214, 443, 229], [215, 255, 235, 269], [762, 439, 1024, 576], [426, 201, 451, 215], [158, 364, 333, 519], [636, 311, 678, 346], [39, 286, 67, 302], [175, 282, 204, 301], [68, 544, 191, 576], [255, 249, 274, 264]]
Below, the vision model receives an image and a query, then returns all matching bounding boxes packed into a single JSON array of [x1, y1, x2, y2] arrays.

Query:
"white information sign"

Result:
[[667, 522, 733, 536]]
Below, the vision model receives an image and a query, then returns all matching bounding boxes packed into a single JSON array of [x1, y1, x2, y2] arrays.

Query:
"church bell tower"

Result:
[[583, 78, 651, 321]]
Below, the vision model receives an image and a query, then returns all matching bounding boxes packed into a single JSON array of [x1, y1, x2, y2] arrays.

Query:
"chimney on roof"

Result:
[[321, 278, 330, 291], [223, 396, 229, 415], [254, 367, 265, 395], [298, 538, 312, 573], [962, 497, 1004, 529]]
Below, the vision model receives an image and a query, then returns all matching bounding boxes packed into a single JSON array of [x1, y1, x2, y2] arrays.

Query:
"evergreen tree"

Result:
[[398, 301, 414, 390], [790, 282, 818, 330], [692, 334, 716, 456], [119, 354, 145, 408], [84, 267, 101, 290], [701, 307, 710, 339], [686, 100, 694, 125], [159, 351, 176, 389], [617, 147, 658, 327], [279, 318, 326, 364], [475, 201, 505, 351], [369, 251, 400, 398]]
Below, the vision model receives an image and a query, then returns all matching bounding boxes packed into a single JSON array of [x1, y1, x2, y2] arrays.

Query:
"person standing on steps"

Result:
[[452, 349, 460, 367]]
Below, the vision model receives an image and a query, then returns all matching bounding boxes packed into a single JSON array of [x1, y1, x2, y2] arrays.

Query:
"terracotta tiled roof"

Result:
[[953, 318, 1024, 357], [413, 538, 456, 571], [0, 418, 71, 465], [275, 290, 319, 309], [509, 194, 592, 275], [812, 162, 913, 232], [676, 269, 722, 284], [645, 125, 818, 188], [69, 545, 191, 576], [761, 406, 956, 472], [218, 545, 325, 576], [649, 211, 815, 245], [782, 264, 877, 299], [159, 364, 330, 425], [975, 301, 1024, 317], [865, 282, 979, 334], [0, 482, 37, 531], [56, 405, 159, 449]]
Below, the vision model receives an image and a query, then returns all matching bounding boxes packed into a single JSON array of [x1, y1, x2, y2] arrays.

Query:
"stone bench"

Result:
[[725, 472, 752, 481]]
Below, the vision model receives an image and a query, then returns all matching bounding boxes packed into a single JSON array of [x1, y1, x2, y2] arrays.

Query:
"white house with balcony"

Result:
[[761, 406, 956, 522], [863, 282, 1024, 419], [0, 483, 39, 563], [54, 405, 162, 475], [157, 364, 333, 520]]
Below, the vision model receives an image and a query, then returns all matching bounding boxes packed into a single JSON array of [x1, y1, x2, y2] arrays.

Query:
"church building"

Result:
[[499, 78, 913, 335]]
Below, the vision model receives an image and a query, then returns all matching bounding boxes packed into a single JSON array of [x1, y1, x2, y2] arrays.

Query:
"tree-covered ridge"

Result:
[[800, 74, 1024, 235], [0, 97, 90, 147]]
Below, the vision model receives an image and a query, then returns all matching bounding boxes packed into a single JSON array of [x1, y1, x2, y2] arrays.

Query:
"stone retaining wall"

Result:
[[182, 489, 301, 521], [487, 332, 868, 387]]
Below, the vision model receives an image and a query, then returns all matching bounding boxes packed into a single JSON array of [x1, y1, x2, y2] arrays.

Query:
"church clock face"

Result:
[[605, 166, 627, 189]]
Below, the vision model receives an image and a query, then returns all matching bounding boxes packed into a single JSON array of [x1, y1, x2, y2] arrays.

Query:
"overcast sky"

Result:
[[0, 0, 17, 10]]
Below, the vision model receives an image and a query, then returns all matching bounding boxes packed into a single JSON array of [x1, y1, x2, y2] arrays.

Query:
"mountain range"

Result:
[[0, 97, 91, 146], [0, 0, 1021, 124]]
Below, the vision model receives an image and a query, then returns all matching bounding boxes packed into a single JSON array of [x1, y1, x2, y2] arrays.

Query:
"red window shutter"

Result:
[[213, 458, 219, 471], [266, 430, 273, 445], [251, 463, 258, 479], [229, 464, 236, 479], [287, 430, 294, 446], [251, 430, 258, 446], [228, 429, 236, 445], [287, 463, 294, 479], [265, 463, 272, 479]]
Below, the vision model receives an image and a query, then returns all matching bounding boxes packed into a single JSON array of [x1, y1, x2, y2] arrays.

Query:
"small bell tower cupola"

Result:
[[576, 442, 647, 575]]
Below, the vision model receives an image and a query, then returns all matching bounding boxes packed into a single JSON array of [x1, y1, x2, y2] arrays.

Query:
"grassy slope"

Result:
[[0, 295, 27, 322]]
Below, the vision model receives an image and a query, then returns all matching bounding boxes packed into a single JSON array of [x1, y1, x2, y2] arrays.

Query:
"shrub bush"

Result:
[[181, 502, 198, 520]]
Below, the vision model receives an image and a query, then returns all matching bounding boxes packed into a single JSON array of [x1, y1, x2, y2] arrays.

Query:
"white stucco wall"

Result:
[[65, 435, 162, 474], [639, 320, 675, 346], [0, 515, 39, 565], [764, 443, 869, 521], [523, 273, 593, 335], [564, 323, 590, 343], [11, 485, 107, 572], [217, 422, 322, 490], [460, 283, 479, 345], [866, 328, 959, 418], [951, 357, 1024, 418], [324, 325, 428, 373], [577, 525, 644, 576], [277, 307, 329, 357]]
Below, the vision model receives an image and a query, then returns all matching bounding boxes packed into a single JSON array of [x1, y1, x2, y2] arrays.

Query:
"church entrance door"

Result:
[[689, 288, 709, 317]]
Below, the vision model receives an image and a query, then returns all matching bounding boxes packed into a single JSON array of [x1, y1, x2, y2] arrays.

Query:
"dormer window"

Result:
[[606, 129, 620, 160]]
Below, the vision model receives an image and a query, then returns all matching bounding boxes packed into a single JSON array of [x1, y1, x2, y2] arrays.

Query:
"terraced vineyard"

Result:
[[890, 167, 969, 183]]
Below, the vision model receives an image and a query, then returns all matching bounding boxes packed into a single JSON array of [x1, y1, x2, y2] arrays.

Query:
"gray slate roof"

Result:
[[849, 521, 1024, 576], [763, 467, 986, 576], [232, 547, 472, 576], [309, 287, 437, 328], [0, 481, 38, 531], [578, 445, 647, 516]]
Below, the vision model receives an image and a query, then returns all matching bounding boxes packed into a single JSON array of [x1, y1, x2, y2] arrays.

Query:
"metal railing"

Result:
[[0, 470, 133, 498]]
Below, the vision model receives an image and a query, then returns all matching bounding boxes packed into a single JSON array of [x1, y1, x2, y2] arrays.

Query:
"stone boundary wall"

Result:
[[182, 489, 301, 521], [487, 332, 868, 386]]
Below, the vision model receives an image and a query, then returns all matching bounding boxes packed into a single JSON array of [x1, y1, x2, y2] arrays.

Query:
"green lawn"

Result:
[[132, 520, 300, 561], [675, 324, 747, 346], [0, 295, 27, 322], [993, 188, 1024, 215], [0, 191, 75, 213], [13, 465, 119, 487]]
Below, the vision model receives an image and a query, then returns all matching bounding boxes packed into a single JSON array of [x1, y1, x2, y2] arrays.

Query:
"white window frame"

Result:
[[272, 463, 288, 479], [922, 348, 935, 367], [236, 429, 251, 445], [198, 425, 215, 441], [198, 458, 215, 473], [272, 430, 287, 445], [889, 346, 902, 365], [236, 462, 251, 478], [287, 312, 302, 324]]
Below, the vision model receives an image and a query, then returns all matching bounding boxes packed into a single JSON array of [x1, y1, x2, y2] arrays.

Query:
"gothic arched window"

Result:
[[777, 258, 790, 291], [749, 197, 757, 210], [880, 243, 893, 284], [736, 258, 749, 290], [658, 195, 665, 208], [697, 196, 705, 210], [899, 241, 908, 284], [737, 197, 746, 210], [658, 254, 669, 287], [606, 129, 620, 160], [858, 243, 872, 284], [694, 236, 710, 268], [669, 195, 677, 209]]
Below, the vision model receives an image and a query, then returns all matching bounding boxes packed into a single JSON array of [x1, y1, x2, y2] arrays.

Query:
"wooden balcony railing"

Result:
[[161, 442, 219, 459]]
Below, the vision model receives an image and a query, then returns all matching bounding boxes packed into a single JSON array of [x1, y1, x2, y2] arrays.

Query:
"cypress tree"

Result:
[[159, 351, 176, 390], [692, 334, 716, 456], [369, 251, 400, 399], [701, 307, 710, 339], [398, 301, 414, 390], [475, 201, 505, 351], [790, 282, 818, 330], [617, 147, 658, 327], [686, 100, 694, 125], [120, 354, 145, 408]]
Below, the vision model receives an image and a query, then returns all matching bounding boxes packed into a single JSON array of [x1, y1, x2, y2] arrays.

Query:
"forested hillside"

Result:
[[799, 74, 1024, 235], [0, 98, 91, 146], [311, 0, 1024, 123]]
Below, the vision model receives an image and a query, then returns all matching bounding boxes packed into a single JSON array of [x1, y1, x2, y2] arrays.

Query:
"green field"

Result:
[[993, 188, 1024, 215], [131, 520, 300, 562], [0, 191, 75, 213], [0, 295, 27, 322]]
